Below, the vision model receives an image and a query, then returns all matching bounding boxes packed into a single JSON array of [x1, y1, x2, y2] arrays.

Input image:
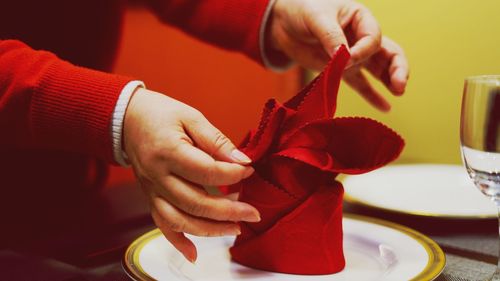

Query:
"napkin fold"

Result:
[[224, 45, 404, 275]]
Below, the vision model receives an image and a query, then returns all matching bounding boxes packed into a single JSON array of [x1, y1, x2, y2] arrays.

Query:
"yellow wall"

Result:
[[335, 0, 500, 164]]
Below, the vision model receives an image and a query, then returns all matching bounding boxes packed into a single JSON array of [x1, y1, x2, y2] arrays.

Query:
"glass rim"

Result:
[[465, 75, 500, 85]]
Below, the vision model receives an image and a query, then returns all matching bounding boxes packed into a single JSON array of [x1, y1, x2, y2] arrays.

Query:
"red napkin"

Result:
[[223, 45, 404, 275]]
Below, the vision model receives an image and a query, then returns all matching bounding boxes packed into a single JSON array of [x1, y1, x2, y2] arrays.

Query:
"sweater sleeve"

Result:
[[145, 0, 272, 63], [0, 40, 133, 163]]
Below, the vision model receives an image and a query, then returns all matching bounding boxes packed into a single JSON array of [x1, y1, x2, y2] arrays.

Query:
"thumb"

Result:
[[308, 15, 349, 57], [183, 111, 252, 165]]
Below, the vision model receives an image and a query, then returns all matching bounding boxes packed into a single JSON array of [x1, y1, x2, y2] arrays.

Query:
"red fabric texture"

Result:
[[0, 0, 271, 165], [225, 45, 404, 275], [0, 40, 133, 162]]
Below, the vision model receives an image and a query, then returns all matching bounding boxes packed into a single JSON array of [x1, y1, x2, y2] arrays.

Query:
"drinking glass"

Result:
[[461, 75, 500, 280]]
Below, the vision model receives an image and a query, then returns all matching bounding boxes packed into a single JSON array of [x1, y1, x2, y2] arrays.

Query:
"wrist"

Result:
[[112, 80, 145, 166], [261, 0, 294, 71], [122, 87, 156, 166]]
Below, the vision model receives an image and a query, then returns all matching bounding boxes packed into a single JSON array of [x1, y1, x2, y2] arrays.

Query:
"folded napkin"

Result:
[[224, 45, 404, 275]]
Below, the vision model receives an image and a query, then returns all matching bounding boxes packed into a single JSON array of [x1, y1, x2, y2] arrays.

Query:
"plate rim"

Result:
[[345, 214, 446, 281], [123, 228, 158, 281], [122, 213, 446, 281], [343, 163, 497, 220]]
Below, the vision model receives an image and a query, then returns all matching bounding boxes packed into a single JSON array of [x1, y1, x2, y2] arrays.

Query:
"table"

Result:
[[1, 182, 497, 280]]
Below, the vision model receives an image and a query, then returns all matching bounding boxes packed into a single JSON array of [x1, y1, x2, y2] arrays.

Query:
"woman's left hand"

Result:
[[268, 0, 409, 111]]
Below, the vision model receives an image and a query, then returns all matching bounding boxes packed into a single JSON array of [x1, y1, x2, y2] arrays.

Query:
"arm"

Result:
[[0, 39, 133, 162], [144, 0, 409, 110], [0, 40, 259, 263], [144, 0, 274, 64]]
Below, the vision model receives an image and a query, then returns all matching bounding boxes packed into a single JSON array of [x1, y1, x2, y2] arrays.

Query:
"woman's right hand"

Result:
[[123, 88, 260, 263]]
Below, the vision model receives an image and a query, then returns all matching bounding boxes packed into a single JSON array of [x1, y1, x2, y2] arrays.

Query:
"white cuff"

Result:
[[260, 0, 294, 72], [112, 80, 145, 166]]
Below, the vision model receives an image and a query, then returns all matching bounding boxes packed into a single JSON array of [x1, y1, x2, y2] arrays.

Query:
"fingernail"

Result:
[[224, 227, 241, 236], [391, 69, 407, 96], [185, 248, 197, 264], [394, 68, 407, 83], [243, 167, 255, 178], [231, 149, 252, 164], [243, 212, 261, 223], [391, 86, 405, 96], [329, 45, 341, 57], [185, 254, 196, 264]]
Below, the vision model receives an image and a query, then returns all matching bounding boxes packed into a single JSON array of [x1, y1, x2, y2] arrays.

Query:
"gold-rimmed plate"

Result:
[[342, 164, 496, 219], [123, 214, 445, 281]]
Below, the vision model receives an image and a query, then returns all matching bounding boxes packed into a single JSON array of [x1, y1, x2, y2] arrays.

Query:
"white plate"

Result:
[[123, 214, 445, 281], [342, 164, 497, 219]]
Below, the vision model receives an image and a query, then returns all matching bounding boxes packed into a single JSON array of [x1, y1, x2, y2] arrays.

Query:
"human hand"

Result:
[[123, 88, 260, 263], [268, 0, 409, 111], [342, 36, 408, 111]]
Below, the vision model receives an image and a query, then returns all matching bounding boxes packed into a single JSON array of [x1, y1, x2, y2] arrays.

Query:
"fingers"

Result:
[[158, 174, 260, 222], [343, 68, 391, 112], [347, 5, 382, 68], [389, 57, 409, 95], [224, 192, 239, 201], [278, 32, 331, 71], [306, 4, 381, 69], [167, 139, 254, 186], [343, 36, 409, 111], [384, 37, 409, 95], [152, 197, 241, 236], [152, 209, 198, 263], [177, 112, 256, 185], [365, 37, 409, 95], [150, 177, 259, 264], [308, 14, 349, 57], [125, 90, 259, 264], [183, 113, 251, 164]]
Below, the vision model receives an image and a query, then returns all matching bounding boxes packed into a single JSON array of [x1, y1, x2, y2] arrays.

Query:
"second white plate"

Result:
[[342, 164, 497, 219]]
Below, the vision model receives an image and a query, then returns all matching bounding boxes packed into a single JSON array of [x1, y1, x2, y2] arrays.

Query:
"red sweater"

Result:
[[0, 0, 270, 189], [0, 0, 274, 243]]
